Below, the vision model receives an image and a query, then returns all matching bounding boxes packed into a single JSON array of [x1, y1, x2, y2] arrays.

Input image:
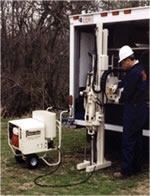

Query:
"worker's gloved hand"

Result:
[[111, 83, 118, 94], [114, 97, 120, 104], [114, 88, 124, 104]]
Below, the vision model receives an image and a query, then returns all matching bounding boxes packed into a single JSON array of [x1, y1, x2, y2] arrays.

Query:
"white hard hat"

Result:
[[119, 45, 134, 63]]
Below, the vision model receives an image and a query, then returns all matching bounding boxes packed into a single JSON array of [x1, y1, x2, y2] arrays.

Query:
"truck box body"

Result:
[[69, 7, 149, 136]]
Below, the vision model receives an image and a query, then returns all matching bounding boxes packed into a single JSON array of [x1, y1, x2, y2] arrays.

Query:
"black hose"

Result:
[[100, 69, 127, 94], [50, 106, 69, 111], [34, 148, 96, 188], [92, 54, 101, 94], [91, 30, 101, 94]]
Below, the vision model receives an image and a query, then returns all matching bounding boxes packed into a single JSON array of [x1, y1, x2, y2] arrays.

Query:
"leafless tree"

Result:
[[1, 0, 100, 117], [100, 0, 150, 10]]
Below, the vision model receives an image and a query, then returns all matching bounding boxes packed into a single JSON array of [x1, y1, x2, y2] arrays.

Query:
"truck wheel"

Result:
[[15, 150, 24, 163], [25, 154, 39, 169]]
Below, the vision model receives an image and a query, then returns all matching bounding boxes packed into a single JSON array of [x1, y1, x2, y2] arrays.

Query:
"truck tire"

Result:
[[15, 150, 24, 163], [25, 154, 39, 169]]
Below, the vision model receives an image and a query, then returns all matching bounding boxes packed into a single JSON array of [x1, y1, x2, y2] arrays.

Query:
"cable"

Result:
[[34, 149, 96, 188], [34, 165, 96, 188], [47, 106, 69, 111], [53, 106, 69, 111], [96, 97, 102, 107], [100, 69, 127, 94]]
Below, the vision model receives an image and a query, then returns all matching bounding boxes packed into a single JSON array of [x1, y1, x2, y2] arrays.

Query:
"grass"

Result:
[[1, 117, 149, 195]]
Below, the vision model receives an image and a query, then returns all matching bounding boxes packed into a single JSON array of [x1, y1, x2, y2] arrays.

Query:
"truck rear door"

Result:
[[69, 21, 105, 126]]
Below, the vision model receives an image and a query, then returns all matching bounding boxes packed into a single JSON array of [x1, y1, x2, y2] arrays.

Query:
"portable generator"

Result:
[[8, 110, 68, 169]]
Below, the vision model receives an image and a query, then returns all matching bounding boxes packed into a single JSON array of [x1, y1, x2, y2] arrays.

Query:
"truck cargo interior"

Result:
[[74, 19, 149, 130]]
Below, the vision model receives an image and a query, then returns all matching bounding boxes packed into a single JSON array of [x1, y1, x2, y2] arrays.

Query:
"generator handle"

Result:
[[40, 148, 62, 166], [59, 110, 69, 148]]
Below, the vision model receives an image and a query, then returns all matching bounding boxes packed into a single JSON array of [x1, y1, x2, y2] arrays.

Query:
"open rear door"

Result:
[[73, 23, 109, 125]]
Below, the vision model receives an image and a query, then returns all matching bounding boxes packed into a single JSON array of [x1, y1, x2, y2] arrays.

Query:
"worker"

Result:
[[113, 45, 147, 179]]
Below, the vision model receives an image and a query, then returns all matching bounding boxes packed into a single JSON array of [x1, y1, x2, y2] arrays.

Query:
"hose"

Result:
[[100, 69, 127, 94], [47, 106, 69, 111], [34, 148, 96, 188]]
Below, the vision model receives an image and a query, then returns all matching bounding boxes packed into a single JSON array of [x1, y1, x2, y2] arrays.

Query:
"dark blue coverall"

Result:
[[118, 62, 147, 176]]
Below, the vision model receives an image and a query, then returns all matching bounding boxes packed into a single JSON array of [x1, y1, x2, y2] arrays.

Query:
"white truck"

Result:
[[66, 6, 149, 172], [68, 6, 149, 136]]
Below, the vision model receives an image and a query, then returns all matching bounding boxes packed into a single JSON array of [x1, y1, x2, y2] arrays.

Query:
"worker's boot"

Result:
[[113, 172, 128, 179]]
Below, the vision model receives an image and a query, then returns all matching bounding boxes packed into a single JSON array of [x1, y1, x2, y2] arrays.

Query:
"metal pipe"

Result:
[[90, 135, 94, 165], [40, 148, 61, 166]]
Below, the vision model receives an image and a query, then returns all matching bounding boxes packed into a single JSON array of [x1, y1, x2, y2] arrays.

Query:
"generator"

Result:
[[8, 110, 68, 169]]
